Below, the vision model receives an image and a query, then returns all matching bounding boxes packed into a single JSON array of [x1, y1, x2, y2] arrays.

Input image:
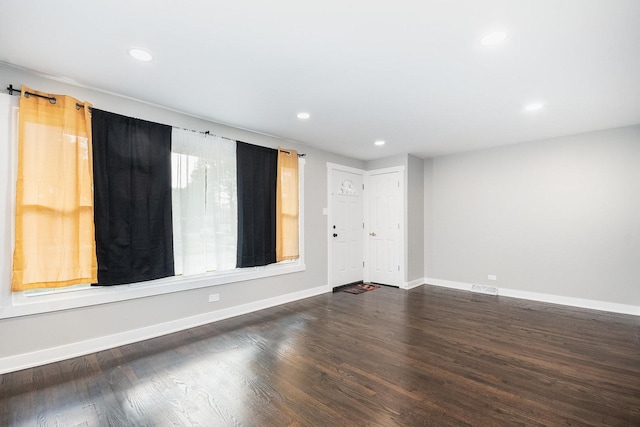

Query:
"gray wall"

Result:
[[423, 158, 434, 278], [425, 125, 640, 305], [406, 154, 424, 282], [365, 154, 407, 171], [0, 63, 364, 359]]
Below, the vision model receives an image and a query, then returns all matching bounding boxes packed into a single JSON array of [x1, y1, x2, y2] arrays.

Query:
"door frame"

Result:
[[327, 162, 366, 288], [364, 166, 405, 287]]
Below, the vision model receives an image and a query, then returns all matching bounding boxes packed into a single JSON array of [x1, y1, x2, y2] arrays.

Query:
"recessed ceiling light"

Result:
[[374, 140, 385, 146], [296, 112, 310, 119], [480, 31, 508, 46], [523, 102, 544, 112], [128, 48, 153, 62]]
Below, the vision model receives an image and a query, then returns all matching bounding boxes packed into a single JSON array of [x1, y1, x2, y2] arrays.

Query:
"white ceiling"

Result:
[[1, 0, 639, 160]]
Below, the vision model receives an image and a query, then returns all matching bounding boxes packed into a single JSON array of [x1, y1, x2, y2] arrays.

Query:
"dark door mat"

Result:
[[339, 283, 380, 294]]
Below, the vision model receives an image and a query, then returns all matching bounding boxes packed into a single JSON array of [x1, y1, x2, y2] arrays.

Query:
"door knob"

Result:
[[369, 232, 377, 236], [333, 233, 338, 237]]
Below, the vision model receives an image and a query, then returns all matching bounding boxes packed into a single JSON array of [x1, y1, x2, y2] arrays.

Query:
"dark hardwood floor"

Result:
[[2, 285, 640, 426]]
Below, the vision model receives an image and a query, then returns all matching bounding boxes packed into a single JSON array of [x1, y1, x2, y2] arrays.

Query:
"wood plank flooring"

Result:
[[1, 285, 640, 426]]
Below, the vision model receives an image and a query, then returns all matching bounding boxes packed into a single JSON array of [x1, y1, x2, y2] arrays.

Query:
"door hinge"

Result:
[[362, 183, 365, 190], [397, 181, 400, 187], [398, 265, 400, 271], [363, 261, 365, 267]]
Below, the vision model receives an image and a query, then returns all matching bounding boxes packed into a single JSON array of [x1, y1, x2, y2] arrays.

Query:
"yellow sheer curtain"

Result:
[[12, 86, 97, 291], [276, 147, 299, 261]]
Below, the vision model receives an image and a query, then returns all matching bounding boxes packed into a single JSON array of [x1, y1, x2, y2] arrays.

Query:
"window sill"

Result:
[[0, 261, 306, 319]]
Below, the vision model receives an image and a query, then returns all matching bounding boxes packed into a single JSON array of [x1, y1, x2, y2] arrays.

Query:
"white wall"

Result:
[[425, 125, 640, 307], [0, 63, 364, 369]]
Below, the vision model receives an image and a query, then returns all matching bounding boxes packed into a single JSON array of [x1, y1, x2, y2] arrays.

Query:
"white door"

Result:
[[328, 166, 364, 287], [366, 169, 403, 286]]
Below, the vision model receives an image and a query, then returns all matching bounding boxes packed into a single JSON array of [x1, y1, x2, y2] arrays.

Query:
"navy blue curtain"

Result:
[[236, 142, 277, 267], [92, 109, 174, 285]]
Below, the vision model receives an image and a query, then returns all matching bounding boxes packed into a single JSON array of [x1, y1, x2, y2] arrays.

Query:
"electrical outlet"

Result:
[[208, 294, 220, 302], [488, 275, 497, 281]]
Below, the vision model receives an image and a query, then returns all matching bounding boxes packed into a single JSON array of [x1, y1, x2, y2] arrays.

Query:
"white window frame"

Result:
[[0, 94, 305, 319]]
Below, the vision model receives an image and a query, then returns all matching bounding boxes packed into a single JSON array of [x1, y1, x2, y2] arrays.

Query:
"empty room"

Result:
[[1, 1, 639, 425]]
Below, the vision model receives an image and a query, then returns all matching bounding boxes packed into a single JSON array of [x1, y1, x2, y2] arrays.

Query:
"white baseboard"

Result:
[[425, 278, 640, 316], [5, 279, 636, 374], [403, 278, 425, 290], [498, 288, 640, 316], [0, 284, 329, 374], [424, 278, 472, 292]]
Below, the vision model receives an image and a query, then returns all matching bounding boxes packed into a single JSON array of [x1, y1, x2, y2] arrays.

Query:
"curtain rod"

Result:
[[174, 130, 305, 157], [176, 128, 236, 143], [279, 148, 306, 158], [7, 84, 89, 110], [7, 84, 306, 157]]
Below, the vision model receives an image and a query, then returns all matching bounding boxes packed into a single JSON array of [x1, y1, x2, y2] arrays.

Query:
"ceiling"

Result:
[[1, 0, 639, 161]]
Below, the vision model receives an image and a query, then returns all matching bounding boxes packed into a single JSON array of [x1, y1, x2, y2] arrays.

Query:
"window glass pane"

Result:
[[171, 129, 237, 275]]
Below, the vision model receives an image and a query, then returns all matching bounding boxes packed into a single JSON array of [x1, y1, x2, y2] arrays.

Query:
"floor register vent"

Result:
[[471, 284, 498, 296]]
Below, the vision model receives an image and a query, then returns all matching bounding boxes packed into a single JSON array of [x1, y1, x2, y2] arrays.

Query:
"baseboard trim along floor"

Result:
[[424, 277, 640, 316]]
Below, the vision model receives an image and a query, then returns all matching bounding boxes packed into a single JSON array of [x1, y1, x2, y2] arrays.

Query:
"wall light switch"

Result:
[[488, 275, 497, 281], [208, 294, 220, 302]]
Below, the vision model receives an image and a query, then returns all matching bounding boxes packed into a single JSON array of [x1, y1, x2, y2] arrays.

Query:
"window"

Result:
[[12, 88, 96, 291], [0, 94, 305, 319], [277, 147, 300, 261], [171, 128, 237, 275]]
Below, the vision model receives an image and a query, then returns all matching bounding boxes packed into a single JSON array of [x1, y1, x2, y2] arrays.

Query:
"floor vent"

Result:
[[471, 284, 498, 295]]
